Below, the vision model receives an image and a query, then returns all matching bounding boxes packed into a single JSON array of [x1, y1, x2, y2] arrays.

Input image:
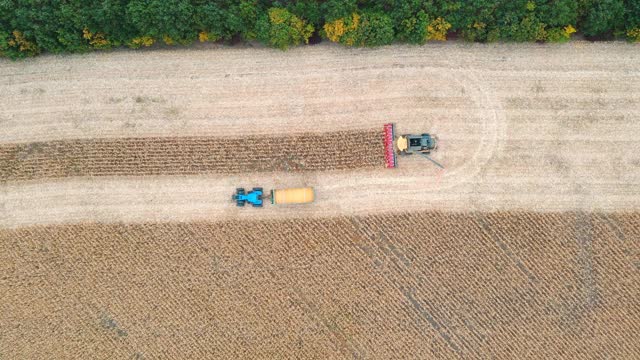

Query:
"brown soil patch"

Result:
[[0, 129, 384, 182], [2, 211, 638, 358]]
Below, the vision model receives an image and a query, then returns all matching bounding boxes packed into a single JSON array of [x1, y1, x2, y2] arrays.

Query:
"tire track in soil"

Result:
[[596, 213, 640, 272], [345, 217, 450, 356], [433, 69, 506, 190], [575, 212, 601, 312], [476, 213, 537, 284], [347, 215, 488, 358]]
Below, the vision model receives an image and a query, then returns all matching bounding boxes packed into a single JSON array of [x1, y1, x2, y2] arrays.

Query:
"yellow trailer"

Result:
[[271, 187, 315, 205]]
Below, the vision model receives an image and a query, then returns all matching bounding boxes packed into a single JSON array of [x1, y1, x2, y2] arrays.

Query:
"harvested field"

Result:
[[1, 211, 639, 358], [0, 130, 384, 182], [1, 42, 640, 224]]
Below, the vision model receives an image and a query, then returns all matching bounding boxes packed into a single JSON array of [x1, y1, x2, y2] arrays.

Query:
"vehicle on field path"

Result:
[[383, 123, 444, 169], [233, 187, 315, 207]]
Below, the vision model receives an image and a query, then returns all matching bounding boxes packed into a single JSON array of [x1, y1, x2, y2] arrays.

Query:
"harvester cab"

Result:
[[383, 123, 443, 169], [396, 134, 438, 155]]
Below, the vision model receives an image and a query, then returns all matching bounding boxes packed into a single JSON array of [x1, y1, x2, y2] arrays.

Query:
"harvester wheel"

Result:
[[253, 187, 263, 192], [237, 201, 245, 207]]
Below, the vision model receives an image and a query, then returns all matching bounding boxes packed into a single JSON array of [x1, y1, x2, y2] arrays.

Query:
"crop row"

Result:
[[0, 130, 385, 182], [2, 210, 638, 357]]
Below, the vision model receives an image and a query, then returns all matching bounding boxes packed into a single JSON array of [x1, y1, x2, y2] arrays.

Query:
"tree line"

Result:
[[1, 0, 638, 58]]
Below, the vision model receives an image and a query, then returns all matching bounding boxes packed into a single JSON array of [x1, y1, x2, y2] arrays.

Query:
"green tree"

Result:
[[398, 10, 431, 44], [233, 0, 261, 40], [1, 0, 638, 58], [538, 0, 578, 27], [372, 0, 433, 42], [493, 1, 547, 42], [193, 1, 229, 41], [624, 0, 640, 41], [8, 1, 87, 54], [321, 0, 358, 23], [285, 0, 323, 29], [0, 0, 13, 57], [78, 0, 136, 46], [458, 0, 501, 42], [580, 0, 625, 37], [127, 0, 197, 45], [357, 11, 395, 46], [256, 7, 314, 50]]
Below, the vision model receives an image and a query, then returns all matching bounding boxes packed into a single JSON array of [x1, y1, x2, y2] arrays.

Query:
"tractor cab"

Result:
[[232, 187, 264, 207]]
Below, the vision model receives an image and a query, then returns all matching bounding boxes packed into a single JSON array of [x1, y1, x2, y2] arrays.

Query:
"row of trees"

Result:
[[1, 1, 638, 58]]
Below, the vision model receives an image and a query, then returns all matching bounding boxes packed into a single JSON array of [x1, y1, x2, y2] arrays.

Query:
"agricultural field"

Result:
[[1, 42, 639, 358], [2, 212, 639, 358]]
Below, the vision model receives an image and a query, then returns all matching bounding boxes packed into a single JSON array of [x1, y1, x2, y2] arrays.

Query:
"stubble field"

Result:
[[1, 211, 638, 358]]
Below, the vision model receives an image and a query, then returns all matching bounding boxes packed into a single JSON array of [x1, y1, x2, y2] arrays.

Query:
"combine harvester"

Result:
[[383, 123, 443, 169], [233, 187, 315, 208]]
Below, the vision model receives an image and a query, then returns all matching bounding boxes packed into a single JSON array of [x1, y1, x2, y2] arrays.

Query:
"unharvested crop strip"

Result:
[[1, 211, 639, 358], [0, 129, 385, 182]]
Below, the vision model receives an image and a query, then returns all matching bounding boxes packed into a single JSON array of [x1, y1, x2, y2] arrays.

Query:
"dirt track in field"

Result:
[[1, 42, 640, 227], [2, 211, 639, 358]]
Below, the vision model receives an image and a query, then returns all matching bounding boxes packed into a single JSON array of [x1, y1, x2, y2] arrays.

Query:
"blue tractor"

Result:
[[232, 187, 264, 207]]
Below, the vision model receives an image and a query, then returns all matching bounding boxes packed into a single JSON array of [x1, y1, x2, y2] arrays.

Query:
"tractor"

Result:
[[232, 187, 315, 207], [232, 187, 263, 207]]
